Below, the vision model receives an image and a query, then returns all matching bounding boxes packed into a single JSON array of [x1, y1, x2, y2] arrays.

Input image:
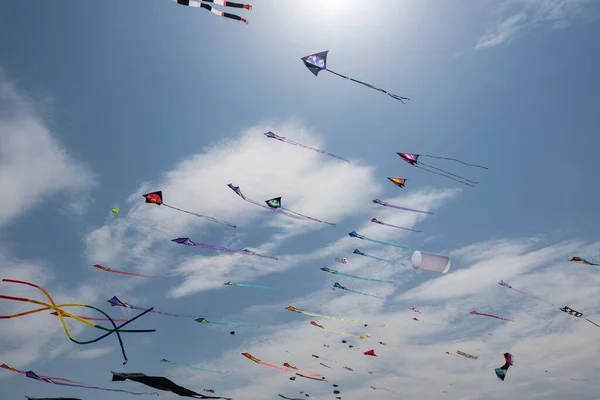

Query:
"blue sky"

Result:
[[1, 0, 599, 399]]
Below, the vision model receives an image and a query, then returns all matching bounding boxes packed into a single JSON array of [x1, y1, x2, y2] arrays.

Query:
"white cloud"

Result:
[[0, 68, 97, 228], [475, 0, 597, 49], [174, 236, 600, 400], [68, 347, 113, 360]]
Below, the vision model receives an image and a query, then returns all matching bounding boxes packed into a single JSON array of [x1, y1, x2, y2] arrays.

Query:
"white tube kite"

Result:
[[411, 251, 451, 273]]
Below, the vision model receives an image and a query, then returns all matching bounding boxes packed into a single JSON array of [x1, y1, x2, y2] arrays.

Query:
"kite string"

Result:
[[420, 154, 488, 169], [416, 161, 479, 185], [325, 68, 410, 103]]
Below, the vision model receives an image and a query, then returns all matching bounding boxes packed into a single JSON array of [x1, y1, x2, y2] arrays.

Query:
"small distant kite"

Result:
[[285, 306, 362, 323], [242, 353, 295, 373], [456, 351, 478, 360], [372, 199, 433, 215], [195, 317, 257, 328], [224, 281, 278, 290], [495, 353, 513, 381], [111, 372, 230, 399], [335, 257, 348, 264], [363, 350, 377, 357], [333, 282, 383, 299], [321, 267, 393, 284], [387, 177, 406, 188], [301, 51, 410, 103], [172, 0, 251, 24], [371, 217, 421, 233], [142, 190, 236, 228], [111, 208, 120, 216], [228, 184, 336, 227], [349, 231, 415, 250], [569, 256, 598, 266], [353, 249, 394, 263], [470, 310, 514, 322], [172, 237, 278, 260], [264, 131, 350, 163], [411, 307, 421, 314], [397, 152, 487, 187], [93, 264, 167, 280]]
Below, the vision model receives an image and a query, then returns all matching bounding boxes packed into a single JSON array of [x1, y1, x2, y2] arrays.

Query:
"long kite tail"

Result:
[[226, 282, 279, 290], [342, 287, 384, 300], [371, 218, 422, 233], [285, 306, 362, 323], [311, 321, 365, 338], [162, 203, 237, 228], [420, 154, 488, 169], [356, 234, 415, 251], [325, 68, 410, 103], [278, 137, 351, 164], [321, 268, 393, 284], [94, 265, 168, 280], [281, 207, 336, 227], [372, 199, 433, 215], [173, 0, 250, 24], [413, 162, 476, 186]]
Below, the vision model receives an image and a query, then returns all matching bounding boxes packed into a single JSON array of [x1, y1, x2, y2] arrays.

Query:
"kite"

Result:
[[264, 131, 350, 163], [387, 177, 406, 188], [335, 257, 348, 264], [51, 311, 129, 322], [228, 184, 336, 227], [285, 306, 362, 323], [353, 249, 394, 263], [310, 321, 366, 339], [172, 0, 251, 24], [172, 237, 278, 260], [333, 282, 383, 299], [93, 264, 168, 279], [142, 190, 236, 228], [411, 307, 422, 314], [370, 386, 401, 395], [456, 351, 478, 360], [230, 331, 235, 335], [470, 311, 514, 322], [311, 354, 338, 364], [348, 231, 415, 250], [411, 250, 451, 273], [495, 352, 514, 381], [371, 217, 421, 233], [295, 373, 327, 382], [279, 395, 304, 400], [204, 389, 215, 393], [241, 353, 296, 373], [0, 280, 155, 365], [363, 349, 377, 357], [25, 397, 82, 400], [372, 199, 433, 215], [569, 256, 598, 266], [160, 359, 227, 374], [320, 363, 332, 369], [1, 364, 82, 384], [321, 267, 393, 284], [224, 281, 278, 290], [196, 317, 258, 327], [283, 363, 335, 382], [112, 372, 230, 399], [301, 51, 410, 103], [111, 208, 120, 216], [397, 152, 488, 187], [498, 281, 600, 328], [108, 296, 202, 319], [0, 365, 156, 396]]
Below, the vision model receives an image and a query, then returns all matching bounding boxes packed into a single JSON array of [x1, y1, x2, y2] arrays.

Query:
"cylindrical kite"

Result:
[[411, 251, 451, 273]]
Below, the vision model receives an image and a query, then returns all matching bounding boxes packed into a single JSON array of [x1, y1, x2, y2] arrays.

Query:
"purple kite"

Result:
[[301, 51, 410, 103], [264, 131, 350, 163], [397, 152, 487, 187], [372, 199, 433, 215], [172, 237, 278, 260], [371, 218, 422, 233], [227, 184, 335, 227]]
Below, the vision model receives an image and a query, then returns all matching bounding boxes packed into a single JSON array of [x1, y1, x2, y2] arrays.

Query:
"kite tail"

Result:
[[361, 236, 415, 251], [325, 68, 410, 104], [342, 288, 383, 299], [336, 272, 393, 284], [198, 3, 248, 23], [231, 283, 279, 290], [203, 0, 252, 10], [371, 219, 422, 233], [415, 161, 478, 185], [281, 207, 336, 227], [420, 154, 488, 170], [162, 203, 237, 228], [280, 138, 351, 164], [207, 321, 259, 327], [373, 199, 433, 215]]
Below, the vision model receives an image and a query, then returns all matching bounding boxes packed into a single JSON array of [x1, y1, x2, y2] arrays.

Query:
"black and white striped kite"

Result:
[[172, 0, 252, 24]]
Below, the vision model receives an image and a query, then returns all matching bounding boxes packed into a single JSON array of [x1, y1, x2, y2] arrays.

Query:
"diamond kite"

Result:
[[264, 131, 350, 163], [371, 217, 422, 233], [172, 0, 251, 24], [228, 184, 336, 227], [301, 51, 409, 103], [111, 207, 120, 215], [397, 152, 487, 187], [142, 190, 236, 228], [387, 177, 406, 188], [172, 237, 278, 260]]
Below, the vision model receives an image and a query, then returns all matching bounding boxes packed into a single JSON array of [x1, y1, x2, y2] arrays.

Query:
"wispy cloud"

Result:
[[68, 347, 113, 360], [0, 68, 97, 228], [475, 0, 597, 49]]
